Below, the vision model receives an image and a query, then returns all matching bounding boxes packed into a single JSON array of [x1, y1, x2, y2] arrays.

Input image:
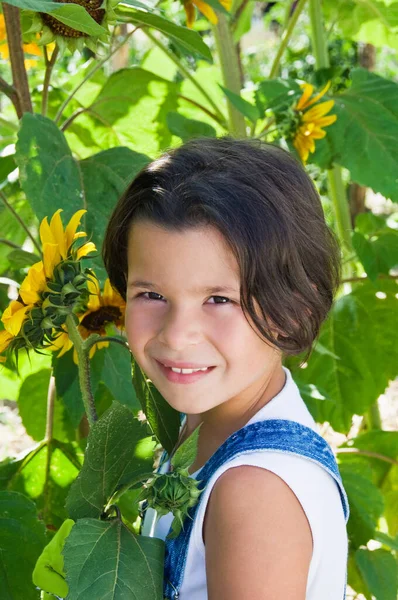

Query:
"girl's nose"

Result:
[[157, 307, 203, 351]]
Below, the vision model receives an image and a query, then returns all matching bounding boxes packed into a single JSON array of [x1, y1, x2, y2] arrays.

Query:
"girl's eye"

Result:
[[135, 292, 232, 304]]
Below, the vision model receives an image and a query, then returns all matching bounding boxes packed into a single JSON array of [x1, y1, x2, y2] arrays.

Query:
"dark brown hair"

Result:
[[103, 136, 341, 364]]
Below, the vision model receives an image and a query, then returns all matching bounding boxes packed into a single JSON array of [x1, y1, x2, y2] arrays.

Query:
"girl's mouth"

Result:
[[155, 360, 216, 384]]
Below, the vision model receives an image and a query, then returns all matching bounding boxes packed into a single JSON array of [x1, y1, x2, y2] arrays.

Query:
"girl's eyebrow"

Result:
[[128, 280, 238, 294]]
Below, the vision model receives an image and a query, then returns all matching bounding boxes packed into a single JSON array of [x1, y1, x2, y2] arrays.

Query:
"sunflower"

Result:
[[0, 209, 96, 359], [78, 275, 126, 358], [183, 0, 232, 28], [292, 81, 337, 164], [22, 0, 118, 55], [48, 274, 126, 362]]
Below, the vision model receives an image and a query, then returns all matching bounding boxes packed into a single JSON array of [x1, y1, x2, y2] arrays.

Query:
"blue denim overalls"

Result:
[[161, 418, 350, 600]]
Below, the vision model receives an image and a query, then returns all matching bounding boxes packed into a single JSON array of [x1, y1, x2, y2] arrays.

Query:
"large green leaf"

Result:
[[66, 402, 155, 520], [16, 113, 83, 223], [339, 461, 384, 548], [132, 359, 180, 456], [314, 69, 398, 202], [67, 67, 180, 155], [63, 517, 164, 600], [293, 278, 398, 432], [166, 111, 217, 141], [355, 547, 398, 600], [0, 490, 47, 600], [4, 441, 82, 529], [3, 0, 107, 35]]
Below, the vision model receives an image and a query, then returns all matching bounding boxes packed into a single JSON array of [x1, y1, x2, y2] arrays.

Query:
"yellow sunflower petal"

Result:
[[304, 80, 332, 109], [49, 210, 67, 258], [192, 0, 218, 24], [48, 330, 73, 357], [314, 114, 337, 128], [86, 276, 101, 311], [1, 300, 33, 336], [39, 216, 56, 247], [76, 241, 96, 260], [20, 261, 47, 305], [0, 329, 13, 354], [65, 209, 87, 251], [308, 127, 327, 140], [42, 242, 61, 279], [220, 0, 232, 9], [295, 83, 315, 111], [302, 99, 335, 122]]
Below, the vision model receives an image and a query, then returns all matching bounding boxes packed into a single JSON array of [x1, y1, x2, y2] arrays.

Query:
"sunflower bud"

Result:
[[143, 469, 203, 539]]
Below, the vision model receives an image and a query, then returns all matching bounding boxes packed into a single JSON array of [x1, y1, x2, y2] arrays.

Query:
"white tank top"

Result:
[[142, 366, 348, 599]]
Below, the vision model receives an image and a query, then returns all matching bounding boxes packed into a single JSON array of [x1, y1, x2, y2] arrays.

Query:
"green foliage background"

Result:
[[0, 0, 397, 598]]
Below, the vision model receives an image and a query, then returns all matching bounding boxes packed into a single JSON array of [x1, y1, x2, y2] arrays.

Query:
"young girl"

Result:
[[103, 136, 350, 600]]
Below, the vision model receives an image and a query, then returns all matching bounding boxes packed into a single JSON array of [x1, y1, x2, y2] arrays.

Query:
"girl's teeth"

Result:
[[170, 367, 209, 374]]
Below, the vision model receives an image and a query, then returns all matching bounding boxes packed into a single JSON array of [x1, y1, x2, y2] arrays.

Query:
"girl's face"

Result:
[[125, 220, 284, 424]]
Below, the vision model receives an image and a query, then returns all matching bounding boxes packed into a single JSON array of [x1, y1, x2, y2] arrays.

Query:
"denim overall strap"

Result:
[[164, 419, 350, 600]]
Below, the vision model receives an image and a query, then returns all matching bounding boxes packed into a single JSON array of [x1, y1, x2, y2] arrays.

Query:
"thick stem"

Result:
[[212, 15, 246, 137], [43, 374, 56, 523], [0, 76, 21, 116], [269, 0, 308, 79], [2, 4, 32, 116], [0, 190, 42, 255], [41, 44, 59, 117], [66, 314, 98, 427], [143, 28, 228, 129]]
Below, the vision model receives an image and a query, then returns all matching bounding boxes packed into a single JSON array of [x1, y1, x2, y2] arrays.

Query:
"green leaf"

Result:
[[3, 0, 107, 36], [315, 68, 398, 202], [374, 531, 398, 552], [18, 369, 75, 443], [0, 490, 46, 600], [0, 154, 16, 181], [101, 344, 141, 414], [255, 78, 301, 113], [66, 402, 156, 520], [219, 84, 260, 122], [15, 113, 84, 223], [293, 278, 398, 431], [166, 111, 217, 141], [132, 359, 180, 455], [6, 248, 40, 268], [115, 7, 212, 60], [5, 442, 82, 529], [63, 517, 164, 600], [339, 462, 384, 548], [171, 423, 202, 471], [33, 518, 75, 598], [54, 350, 85, 430], [356, 547, 398, 600]]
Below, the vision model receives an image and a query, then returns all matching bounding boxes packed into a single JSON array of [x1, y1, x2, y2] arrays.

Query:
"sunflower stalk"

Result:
[[2, 4, 33, 117], [66, 313, 98, 427], [212, 14, 246, 136], [269, 0, 308, 79], [42, 374, 56, 524], [41, 43, 59, 117]]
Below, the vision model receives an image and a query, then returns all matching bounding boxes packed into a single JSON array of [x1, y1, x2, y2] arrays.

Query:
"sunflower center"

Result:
[[81, 306, 122, 331], [40, 0, 106, 38]]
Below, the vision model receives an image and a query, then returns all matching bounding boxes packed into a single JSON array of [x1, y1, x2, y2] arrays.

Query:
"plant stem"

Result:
[[104, 471, 155, 513], [66, 314, 98, 427], [269, 0, 308, 79], [2, 4, 32, 117], [54, 26, 141, 124], [0, 76, 21, 117], [143, 27, 228, 129], [84, 334, 130, 352], [212, 15, 246, 136], [43, 374, 56, 523], [41, 44, 59, 117], [0, 190, 42, 255]]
